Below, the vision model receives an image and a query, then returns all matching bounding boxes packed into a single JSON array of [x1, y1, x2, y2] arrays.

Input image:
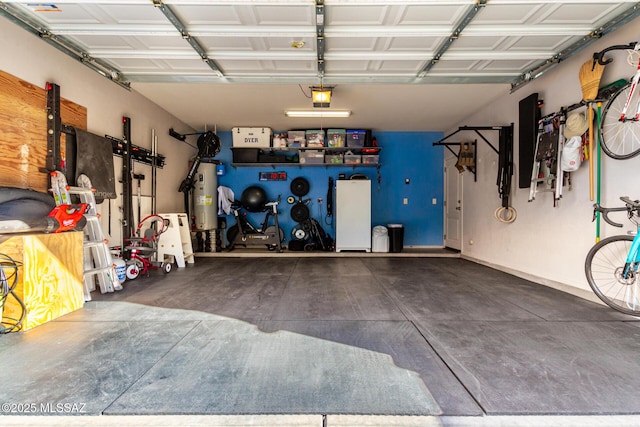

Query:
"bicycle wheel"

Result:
[[585, 235, 640, 315], [600, 82, 640, 160]]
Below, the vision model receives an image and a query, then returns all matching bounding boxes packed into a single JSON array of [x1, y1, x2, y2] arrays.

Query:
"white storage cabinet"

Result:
[[335, 179, 371, 252]]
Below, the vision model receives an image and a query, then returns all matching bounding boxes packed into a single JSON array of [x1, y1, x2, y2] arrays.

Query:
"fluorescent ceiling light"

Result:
[[285, 110, 351, 118]]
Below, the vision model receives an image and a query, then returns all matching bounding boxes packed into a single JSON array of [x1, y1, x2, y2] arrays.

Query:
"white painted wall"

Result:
[[0, 19, 196, 246], [448, 16, 640, 301]]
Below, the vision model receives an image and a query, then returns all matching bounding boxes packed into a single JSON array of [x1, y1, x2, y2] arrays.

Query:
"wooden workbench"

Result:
[[0, 231, 84, 331]]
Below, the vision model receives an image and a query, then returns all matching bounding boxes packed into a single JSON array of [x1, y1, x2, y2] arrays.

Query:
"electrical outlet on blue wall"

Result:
[[215, 130, 444, 248]]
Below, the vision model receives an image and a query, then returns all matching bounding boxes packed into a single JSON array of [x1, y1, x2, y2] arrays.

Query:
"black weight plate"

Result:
[[290, 177, 310, 197], [226, 224, 239, 243], [291, 225, 308, 240], [288, 240, 306, 251], [290, 203, 310, 222]]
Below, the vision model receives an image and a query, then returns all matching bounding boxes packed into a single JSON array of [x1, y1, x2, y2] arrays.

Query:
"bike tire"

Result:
[[600, 82, 640, 160], [126, 263, 141, 280], [584, 234, 640, 315]]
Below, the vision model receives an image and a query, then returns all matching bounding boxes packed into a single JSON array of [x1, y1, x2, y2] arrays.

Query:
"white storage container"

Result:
[[372, 226, 389, 253], [232, 127, 272, 148]]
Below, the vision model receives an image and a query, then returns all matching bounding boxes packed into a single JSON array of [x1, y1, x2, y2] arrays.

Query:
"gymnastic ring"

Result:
[[494, 206, 517, 223]]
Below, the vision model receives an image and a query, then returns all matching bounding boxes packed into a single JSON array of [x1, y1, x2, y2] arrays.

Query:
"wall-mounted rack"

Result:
[[433, 124, 514, 208], [106, 135, 165, 168]]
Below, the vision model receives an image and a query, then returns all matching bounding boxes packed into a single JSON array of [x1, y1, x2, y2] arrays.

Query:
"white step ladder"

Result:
[[157, 213, 194, 268], [51, 171, 122, 300], [528, 112, 566, 204]]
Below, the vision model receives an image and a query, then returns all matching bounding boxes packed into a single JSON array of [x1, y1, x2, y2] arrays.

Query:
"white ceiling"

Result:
[[2, 0, 639, 131]]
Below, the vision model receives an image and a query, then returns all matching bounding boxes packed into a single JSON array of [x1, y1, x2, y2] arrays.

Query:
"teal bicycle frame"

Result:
[[588, 197, 640, 314]]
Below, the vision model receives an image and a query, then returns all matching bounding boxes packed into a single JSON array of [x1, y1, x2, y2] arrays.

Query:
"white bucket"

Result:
[[113, 258, 126, 284], [372, 225, 389, 253]]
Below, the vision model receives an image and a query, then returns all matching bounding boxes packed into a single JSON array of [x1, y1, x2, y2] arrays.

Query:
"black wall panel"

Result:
[[518, 93, 540, 189]]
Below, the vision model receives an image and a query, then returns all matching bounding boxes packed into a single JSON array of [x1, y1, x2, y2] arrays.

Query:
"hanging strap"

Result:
[[496, 127, 514, 208]]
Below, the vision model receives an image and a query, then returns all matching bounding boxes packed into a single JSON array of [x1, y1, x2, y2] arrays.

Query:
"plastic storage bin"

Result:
[[362, 154, 379, 164], [387, 223, 404, 253], [327, 129, 346, 147], [346, 130, 367, 147], [306, 130, 325, 147], [344, 154, 362, 164], [325, 153, 344, 164], [287, 130, 306, 147], [273, 132, 288, 148], [299, 149, 325, 164], [372, 226, 389, 253]]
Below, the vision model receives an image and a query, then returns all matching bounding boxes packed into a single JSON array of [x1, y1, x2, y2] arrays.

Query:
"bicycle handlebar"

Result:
[[620, 196, 640, 209], [593, 41, 639, 65], [593, 197, 640, 228]]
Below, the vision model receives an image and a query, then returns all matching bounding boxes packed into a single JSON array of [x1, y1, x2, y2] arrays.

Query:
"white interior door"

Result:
[[444, 156, 462, 250]]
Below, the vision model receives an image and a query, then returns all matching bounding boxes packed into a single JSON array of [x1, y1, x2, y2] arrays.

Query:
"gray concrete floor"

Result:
[[2, 255, 640, 426]]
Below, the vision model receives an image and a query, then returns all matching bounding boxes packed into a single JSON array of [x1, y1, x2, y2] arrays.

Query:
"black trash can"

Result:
[[387, 224, 404, 253]]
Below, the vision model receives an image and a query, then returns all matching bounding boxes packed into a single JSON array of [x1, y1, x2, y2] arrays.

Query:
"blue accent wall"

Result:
[[373, 132, 444, 246], [216, 130, 444, 247]]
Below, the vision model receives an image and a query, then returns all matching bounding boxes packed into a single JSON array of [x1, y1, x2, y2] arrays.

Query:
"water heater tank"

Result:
[[193, 162, 218, 230]]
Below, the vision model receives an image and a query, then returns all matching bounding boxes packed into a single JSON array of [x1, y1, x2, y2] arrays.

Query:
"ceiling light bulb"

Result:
[[291, 41, 305, 49], [315, 92, 329, 102], [311, 87, 332, 107]]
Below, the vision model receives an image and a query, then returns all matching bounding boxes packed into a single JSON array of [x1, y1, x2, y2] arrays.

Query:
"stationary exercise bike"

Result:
[[226, 186, 284, 252]]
